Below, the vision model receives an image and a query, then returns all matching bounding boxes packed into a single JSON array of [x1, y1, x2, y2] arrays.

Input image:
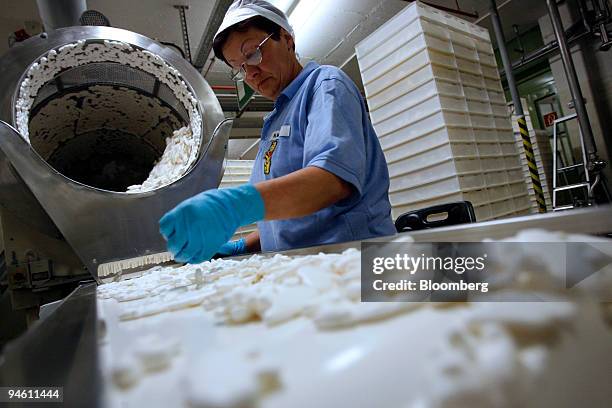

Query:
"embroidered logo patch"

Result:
[[263, 140, 278, 175]]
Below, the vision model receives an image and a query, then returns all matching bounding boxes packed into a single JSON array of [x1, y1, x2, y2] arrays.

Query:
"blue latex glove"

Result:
[[216, 238, 247, 257], [159, 184, 264, 263]]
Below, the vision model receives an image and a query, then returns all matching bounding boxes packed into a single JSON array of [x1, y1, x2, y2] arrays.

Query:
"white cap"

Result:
[[214, 0, 294, 44]]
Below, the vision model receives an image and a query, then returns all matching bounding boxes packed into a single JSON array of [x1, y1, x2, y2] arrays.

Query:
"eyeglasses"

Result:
[[230, 33, 274, 82]]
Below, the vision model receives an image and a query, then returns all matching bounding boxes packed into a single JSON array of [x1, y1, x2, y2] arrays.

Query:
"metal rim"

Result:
[[3, 27, 222, 194]]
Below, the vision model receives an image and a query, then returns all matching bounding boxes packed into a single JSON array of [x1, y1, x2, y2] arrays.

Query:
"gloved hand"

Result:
[[159, 184, 264, 264], [215, 238, 247, 258]]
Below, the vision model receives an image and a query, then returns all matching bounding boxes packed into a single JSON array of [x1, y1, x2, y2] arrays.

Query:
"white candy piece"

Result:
[[134, 334, 180, 372], [184, 351, 259, 408], [97, 230, 612, 408], [110, 354, 141, 389]]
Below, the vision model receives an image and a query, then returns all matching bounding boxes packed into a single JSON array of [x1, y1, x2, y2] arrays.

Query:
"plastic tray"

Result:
[[389, 172, 487, 205], [219, 174, 251, 183], [362, 48, 431, 97], [370, 78, 439, 125], [389, 157, 483, 192], [361, 34, 429, 85], [357, 18, 425, 71], [390, 186, 494, 220]]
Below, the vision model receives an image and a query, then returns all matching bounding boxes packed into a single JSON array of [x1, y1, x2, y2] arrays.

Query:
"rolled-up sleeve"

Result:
[[303, 78, 367, 196]]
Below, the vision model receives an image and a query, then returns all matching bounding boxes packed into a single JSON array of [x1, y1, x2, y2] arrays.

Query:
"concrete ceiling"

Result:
[[2, 0, 550, 82], [0, 0, 556, 159]]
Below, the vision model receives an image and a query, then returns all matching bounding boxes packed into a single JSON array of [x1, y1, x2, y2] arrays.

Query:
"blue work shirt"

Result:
[[249, 61, 396, 252]]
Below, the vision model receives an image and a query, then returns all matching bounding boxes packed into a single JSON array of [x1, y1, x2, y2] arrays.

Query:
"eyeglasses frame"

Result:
[[230, 33, 275, 82]]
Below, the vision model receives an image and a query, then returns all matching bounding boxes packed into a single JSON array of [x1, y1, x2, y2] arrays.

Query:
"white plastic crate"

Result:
[[370, 77, 439, 125], [378, 110, 470, 150], [219, 160, 256, 240], [369, 73, 510, 127], [358, 18, 425, 71], [385, 141, 510, 179], [355, 1, 493, 60], [225, 159, 254, 168], [389, 174, 482, 205], [384, 127, 473, 163], [389, 157, 482, 192], [222, 160, 254, 178], [357, 1, 527, 222]]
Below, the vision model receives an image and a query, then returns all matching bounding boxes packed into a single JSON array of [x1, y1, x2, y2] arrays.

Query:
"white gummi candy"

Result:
[[134, 334, 180, 372], [110, 354, 141, 389], [184, 351, 259, 408]]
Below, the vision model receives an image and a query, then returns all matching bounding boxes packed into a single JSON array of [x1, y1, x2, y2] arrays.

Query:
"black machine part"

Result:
[[394, 201, 477, 233]]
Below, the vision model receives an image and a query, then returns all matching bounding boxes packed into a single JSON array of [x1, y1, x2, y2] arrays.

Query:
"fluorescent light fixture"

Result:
[[269, 0, 332, 60], [268, 0, 323, 34], [288, 0, 323, 34]]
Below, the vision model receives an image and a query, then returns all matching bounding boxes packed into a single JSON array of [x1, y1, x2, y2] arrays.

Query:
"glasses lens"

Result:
[[245, 48, 263, 66]]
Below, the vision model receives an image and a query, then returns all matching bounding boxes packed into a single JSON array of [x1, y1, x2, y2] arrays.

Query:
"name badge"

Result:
[[279, 125, 291, 137], [271, 125, 290, 141]]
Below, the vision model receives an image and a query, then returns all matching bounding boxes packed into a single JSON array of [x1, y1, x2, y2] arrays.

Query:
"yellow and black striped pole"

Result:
[[490, 0, 546, 213], [517, 115, 547, 213]]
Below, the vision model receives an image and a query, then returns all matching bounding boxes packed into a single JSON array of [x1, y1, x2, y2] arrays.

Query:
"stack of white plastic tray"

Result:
[[219, 159, 253, 189], [355, 1, 530, 221], [509, 100, 553, 212], [219, 159, 257, 239]]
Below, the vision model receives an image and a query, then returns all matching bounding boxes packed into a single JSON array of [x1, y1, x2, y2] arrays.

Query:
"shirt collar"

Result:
[[274, 61, 319, 108]]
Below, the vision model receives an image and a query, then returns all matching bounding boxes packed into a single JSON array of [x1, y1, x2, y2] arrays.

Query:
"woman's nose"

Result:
[[244, 64, 260, 82]]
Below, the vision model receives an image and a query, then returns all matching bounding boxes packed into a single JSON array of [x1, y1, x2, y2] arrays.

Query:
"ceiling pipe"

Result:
[[36, 0, 87, 30], [489, 0, 524, 118], [508, 24, 591, 71]]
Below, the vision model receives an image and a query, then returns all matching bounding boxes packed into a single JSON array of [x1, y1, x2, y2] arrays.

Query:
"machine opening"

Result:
[[15, 41, 203, 193], [29, 80, 187, 191]]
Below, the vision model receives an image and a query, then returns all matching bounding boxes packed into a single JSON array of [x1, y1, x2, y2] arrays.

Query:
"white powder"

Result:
[[15, 39, 203, 193]]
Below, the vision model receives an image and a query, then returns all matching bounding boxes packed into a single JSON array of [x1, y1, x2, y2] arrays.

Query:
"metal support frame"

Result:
[[173, 5, 192, 63], [489, 0, 547, 212], [546, 0, 608, 203], [552, 114, 590, 210], [193, 0, 234, 71], [512, 24, 525, 55], [546, 0, 597, 160], [509, 28, 591, 72], [591, 0, 612, 50]]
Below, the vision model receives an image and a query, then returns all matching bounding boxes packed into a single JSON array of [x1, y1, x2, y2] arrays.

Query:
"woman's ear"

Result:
[[280, 28, 295, 52]]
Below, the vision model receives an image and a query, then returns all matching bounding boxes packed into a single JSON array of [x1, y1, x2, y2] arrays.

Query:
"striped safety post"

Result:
[[518, 115, 547, 213]]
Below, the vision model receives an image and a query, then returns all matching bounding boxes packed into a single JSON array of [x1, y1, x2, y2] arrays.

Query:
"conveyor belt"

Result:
[[272, 205, 612, 258], [1, 205, 611, 406]]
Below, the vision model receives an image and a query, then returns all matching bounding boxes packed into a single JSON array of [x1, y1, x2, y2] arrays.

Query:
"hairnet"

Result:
[[214, 0, 294, 44]]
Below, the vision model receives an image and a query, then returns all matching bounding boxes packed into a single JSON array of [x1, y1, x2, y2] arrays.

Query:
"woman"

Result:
[[160, 0, 395, 263]]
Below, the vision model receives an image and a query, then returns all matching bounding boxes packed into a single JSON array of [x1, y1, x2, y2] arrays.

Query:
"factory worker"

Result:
[[159, 0, 396, 263]]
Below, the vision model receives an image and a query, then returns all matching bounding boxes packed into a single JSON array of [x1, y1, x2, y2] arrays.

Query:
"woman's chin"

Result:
[[258, 81, 278, 100]]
